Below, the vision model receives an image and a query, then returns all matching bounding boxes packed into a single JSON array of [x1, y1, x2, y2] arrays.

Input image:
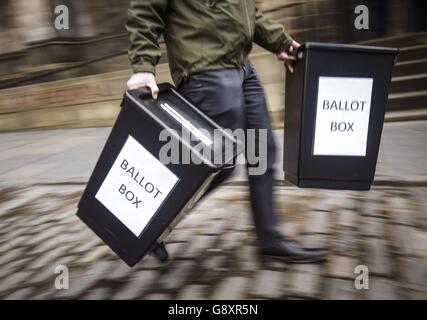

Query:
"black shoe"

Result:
[[260, 239, 326, 263]]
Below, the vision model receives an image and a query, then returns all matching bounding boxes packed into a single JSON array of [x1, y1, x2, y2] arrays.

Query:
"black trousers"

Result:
[[178, 61, 281, 245]]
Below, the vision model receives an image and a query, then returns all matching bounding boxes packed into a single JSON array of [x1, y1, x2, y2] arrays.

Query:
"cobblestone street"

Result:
[[0, 123, 426, 299], [0, 184, 426, 300]]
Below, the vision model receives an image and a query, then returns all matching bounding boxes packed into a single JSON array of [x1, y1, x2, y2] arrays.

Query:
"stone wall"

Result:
[[0, 0, 425, 132]]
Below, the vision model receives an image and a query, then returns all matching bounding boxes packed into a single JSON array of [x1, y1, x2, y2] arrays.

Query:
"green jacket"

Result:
[[127, 0, 293, 86]]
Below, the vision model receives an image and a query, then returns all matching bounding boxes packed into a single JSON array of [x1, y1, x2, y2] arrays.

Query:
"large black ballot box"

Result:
[[77, 83, 240, 267], [284, 42, 398, 190]]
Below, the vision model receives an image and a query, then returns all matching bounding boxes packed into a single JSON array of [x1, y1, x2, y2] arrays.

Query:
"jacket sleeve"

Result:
[[126, 0, 169, 74], [253, 8, 294, 54]]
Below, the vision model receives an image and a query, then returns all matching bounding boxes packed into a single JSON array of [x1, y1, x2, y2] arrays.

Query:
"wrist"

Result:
[[131, 62, 156, 75]]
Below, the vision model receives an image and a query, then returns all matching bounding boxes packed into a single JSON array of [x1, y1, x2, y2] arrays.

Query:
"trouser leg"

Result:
[[242, 61, 281, 245], [178, 64, 281, 245]]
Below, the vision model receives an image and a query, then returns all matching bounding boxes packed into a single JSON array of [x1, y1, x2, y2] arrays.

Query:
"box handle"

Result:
[[132, 83, 174, 100], [136, 87, 154, 100]]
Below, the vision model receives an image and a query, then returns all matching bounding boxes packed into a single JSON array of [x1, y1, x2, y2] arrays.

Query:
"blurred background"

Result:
[[0, 0, 426, 300], [0, 0, 426, 130]]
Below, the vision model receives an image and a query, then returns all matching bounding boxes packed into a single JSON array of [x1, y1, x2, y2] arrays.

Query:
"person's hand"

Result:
[[277, 40, 301, 74], [127, 72, 159, 99]]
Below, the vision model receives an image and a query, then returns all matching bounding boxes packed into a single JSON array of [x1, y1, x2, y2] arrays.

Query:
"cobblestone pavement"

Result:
[[0, 184, 426, 300]]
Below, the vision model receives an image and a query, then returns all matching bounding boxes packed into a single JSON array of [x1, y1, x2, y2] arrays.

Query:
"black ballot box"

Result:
[[284, 42, 398, 190], [77, 83, 240, 266]]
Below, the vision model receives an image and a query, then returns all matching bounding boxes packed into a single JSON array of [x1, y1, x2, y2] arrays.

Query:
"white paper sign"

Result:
[[95, 135, 179, 237], [313, 77, 373, 156]]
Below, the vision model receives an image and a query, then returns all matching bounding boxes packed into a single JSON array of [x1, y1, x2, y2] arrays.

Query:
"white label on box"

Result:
[[313, 76, 373, 156], [95, 135, 179, 237]]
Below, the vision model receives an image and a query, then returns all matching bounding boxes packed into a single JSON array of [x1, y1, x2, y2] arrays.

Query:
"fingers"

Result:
[[278, 52, 296, 73], [277, 40, 301, 73], [292, 40, 301, 48], [285, 62, 294, 74], [277, 52, 297, 62], [146, 81, 159, 100], [126, 73, 159, 99]]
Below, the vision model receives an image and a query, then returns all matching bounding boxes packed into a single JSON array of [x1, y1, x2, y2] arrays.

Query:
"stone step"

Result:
[[397, 45, 427, 62], [384, 109, 427, 122], [357, 31, 427, 48], [392, 58, 427, 77], [390, 73, 427, 94], [387, 90, 427, 111]]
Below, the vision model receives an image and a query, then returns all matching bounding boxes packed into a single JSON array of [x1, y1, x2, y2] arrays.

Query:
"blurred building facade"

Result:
[[0, 0, 129, 85], [0, 0, 425, 87], [0, 0, 425, 131]]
